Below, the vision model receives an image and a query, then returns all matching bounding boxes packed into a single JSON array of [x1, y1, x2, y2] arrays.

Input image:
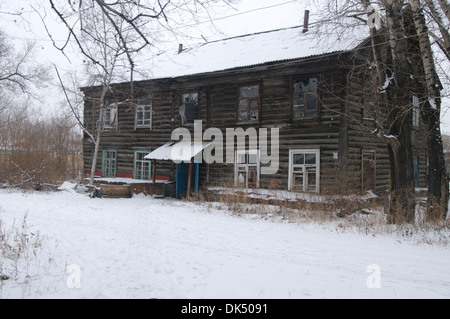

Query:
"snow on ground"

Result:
[[0, 186, 449, 299]]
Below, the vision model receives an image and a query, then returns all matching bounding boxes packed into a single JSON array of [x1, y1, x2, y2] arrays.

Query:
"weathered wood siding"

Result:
[[82, 51, 427, 195]]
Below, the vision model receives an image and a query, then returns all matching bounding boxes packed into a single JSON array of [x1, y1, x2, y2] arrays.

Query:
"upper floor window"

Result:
[[238, 85, 260, 122], [103, 101, 118, 130], [136, 96, 152, 129], [180, 93, 198, 125], [292, 77, 318, 119]]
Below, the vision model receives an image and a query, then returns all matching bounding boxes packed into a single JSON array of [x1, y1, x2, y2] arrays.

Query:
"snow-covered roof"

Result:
[[145, 25, 367, 79], [145, 140, 211, 162]]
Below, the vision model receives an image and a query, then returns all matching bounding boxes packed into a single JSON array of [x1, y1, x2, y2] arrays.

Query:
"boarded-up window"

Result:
[[293, 78, 318, 119], [180, 93, 198, 125], [238, 85, 259, 122]]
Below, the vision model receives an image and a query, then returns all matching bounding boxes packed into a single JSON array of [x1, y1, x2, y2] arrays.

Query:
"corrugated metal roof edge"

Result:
[[80, 49, 354, 92]]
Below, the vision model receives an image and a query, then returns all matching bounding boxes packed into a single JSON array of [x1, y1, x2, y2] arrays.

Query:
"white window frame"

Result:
[[135, 97, 152, 129], [134, 149, 152, 180], [234, 149, 260, 188], [288, 149, 320, 193]]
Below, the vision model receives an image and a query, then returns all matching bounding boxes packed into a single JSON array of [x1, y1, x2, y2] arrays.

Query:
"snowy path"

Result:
[[0, 189, 449, 299]]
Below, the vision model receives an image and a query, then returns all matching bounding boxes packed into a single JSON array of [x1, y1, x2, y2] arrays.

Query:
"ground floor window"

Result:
[[134, 149, 152, 180], [235, 150, 260, 188], [102, 149, 117, 178], [288, 149, 320, 193]]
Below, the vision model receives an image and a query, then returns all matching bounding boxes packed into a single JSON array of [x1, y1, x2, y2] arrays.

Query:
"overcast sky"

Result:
[[1, 0, 449, 134]]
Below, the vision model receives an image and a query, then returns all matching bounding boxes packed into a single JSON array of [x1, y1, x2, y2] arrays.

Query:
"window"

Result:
[[102, 149, 117, 178], [413, 155, 419, 186], [180, 93, 198, 125], [362, 151, 375, 191], [412, 96, 420, 128], [235, 150, 260, 188], [238, 85, 260, 122], [104, 102, 118, 130], [136, 96, 152, 128], [362, 95, 376, 121], [288, 149, 320, 193], [134, 149, 152, 180], [292, 77, 318, 119]]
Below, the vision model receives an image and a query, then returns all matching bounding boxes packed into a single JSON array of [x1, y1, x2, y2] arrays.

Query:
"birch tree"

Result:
[[46, 0, 237, 186], [424, 0, 450, 61], [314, 0, 416, 222], [410, 0, 449, 220], [316, 0, 450, 222]]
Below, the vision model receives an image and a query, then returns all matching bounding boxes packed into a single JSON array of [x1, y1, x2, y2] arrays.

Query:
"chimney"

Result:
[[178, 44, 183, 54], [302, 10, 310, 33]]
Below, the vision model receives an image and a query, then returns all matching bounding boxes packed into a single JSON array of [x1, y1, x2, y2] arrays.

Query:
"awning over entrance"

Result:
[[144, 140, 211, 199], [144, 140, 211, 163]]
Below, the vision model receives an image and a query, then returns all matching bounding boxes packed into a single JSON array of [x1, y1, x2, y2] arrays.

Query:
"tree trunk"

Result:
[[384, 1, 416, 223], [89, 110, 103, 186], [88, 87, 108, 186], [411, 0, 449, 220], [387, 123, 415, 223], [437, 0, 450, 21]]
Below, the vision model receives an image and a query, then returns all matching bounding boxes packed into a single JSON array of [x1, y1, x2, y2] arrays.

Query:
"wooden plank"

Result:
[[101, 184, 132, 198]]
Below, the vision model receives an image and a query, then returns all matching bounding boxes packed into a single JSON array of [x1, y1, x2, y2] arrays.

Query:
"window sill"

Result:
[[292, 117, 320, 123], [237, 120, 259, 126]]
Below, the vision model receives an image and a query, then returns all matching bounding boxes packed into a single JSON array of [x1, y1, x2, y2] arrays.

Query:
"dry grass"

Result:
[[196, 179, 450, 246], [0, 209, 58, 290]]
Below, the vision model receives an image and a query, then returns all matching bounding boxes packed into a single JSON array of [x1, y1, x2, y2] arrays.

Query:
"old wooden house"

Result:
[[81, 25, 428, 198]]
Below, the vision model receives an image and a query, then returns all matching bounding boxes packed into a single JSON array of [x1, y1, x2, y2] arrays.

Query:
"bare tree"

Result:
[[0, 29, 49, 98], [55, 8, 124, 186], [45, 0, 238, 186], [410, 0, 449, 220], [424, 0, 450, 61], [312, 0, 418, 222]]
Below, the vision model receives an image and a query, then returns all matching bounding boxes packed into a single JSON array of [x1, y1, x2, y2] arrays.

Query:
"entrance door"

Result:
[[176, 162, 200, 199]]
